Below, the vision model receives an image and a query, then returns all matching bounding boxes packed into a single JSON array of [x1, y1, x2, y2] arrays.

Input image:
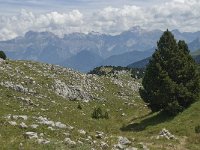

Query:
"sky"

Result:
[[0, 0, 200, 40]]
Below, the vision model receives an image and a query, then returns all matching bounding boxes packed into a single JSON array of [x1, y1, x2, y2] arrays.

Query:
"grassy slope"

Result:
[[0, 60, 199, 150]]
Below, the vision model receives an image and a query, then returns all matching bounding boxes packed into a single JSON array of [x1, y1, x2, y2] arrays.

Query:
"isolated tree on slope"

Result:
[[140, 30, 200, 115]]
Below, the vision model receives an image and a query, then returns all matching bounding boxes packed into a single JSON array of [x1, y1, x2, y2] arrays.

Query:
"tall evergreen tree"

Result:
[[140, 30, 200, 115]]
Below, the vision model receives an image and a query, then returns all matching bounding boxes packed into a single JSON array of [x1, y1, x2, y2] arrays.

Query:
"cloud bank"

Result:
[[0, 0, 200, 40]]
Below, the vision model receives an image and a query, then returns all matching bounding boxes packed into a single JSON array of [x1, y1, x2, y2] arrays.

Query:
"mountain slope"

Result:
[[193, 54, 200, 64], [100, 50, 153, 67], [128, 39, 200, 68], [60, 50, 104, 72], [128, 55, 200, 69], [191, 49, 200, 56], [189, 38, 200, 52], [127, 57, 151, 68], [0, 60, 199, 149]]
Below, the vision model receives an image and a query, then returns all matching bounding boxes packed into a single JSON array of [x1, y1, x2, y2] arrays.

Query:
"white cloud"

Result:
[[90, 0, 200, 34], [0, 0, 200, 40], [0, 9, 83, 40], [0, 28, 17, 40], [91, 5, 146, 33]]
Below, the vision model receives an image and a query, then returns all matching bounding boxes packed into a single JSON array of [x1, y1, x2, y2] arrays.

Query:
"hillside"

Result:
[[188, 38, 200, 52], [128, 51, 200, 69], [99, 50, 153, 67], [60, 50, 103, 72], [127, 57, 151, 69], [191, 49, 200, 56], [0, 60, 199, 149]]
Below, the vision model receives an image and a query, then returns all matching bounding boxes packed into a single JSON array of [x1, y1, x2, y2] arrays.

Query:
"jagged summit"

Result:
[[128, 26, 145, 33]]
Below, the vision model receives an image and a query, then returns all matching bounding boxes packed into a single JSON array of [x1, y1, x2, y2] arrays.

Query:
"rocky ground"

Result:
[[0, 60, 199, 149]]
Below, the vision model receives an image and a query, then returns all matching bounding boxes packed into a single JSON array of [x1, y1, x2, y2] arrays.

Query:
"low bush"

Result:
[[92, 107, 109, 119], [195, 125, 200, 133], [0, 51, 6, 60], [77, 104, 82, 110]]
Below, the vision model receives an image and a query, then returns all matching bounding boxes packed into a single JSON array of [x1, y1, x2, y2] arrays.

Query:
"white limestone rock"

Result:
[[30, 124, 39, 129], [37, 138, 50, 144], [118, 136, 131, 145], [8, 121, 17, 126], [78, 129, 86, 135], [64, 138, 76, 146], [95, 131, 104, 139], [19, 122, 28, 129], [55, 122, 67, 129], [100, 141, 109, 149], [159, 128, 177, 140], [24, 132, 38, 139]]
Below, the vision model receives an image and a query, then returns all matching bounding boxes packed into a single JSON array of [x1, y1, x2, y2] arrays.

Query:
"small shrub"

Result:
[[195, 125, 200, 133], [77, 104, 82, 110], [104, 111, 109, 119], [0, 51, 6, 60], [92, 107, 109, 119]]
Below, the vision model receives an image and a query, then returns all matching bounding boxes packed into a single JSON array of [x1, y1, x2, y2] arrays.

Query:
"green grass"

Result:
[[0, 60, 199, 149]]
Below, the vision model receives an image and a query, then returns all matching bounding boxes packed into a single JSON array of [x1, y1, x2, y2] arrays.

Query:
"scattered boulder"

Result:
[[67, 125, 74, 130], [37, 116, 55, 126], [121, 113, 126, 116], [64, 138, 76, 146], [24, 132, 38, 139], [77, 140, 83, 145], [63, 132, 70, 137], [19, 122, 28, 129], [0, 58, 5, 64], [37, 116, 73, 130], [114, 143, 125, 149], [13, 115, 28, 120], [87, 135, 92, 140], [30, 124, 39, 129], [95, 131, 104, 139], [8, 121, 17, 126], [37, 138, 50, 144], [78, 129, 86, 135], [158, 128, 177, 140], [55, 122, 67, 129], [114, 136, 132, 149], [48, 127, 55, 131], [118, 136, 131, 145], [100, 141, 109, 149]]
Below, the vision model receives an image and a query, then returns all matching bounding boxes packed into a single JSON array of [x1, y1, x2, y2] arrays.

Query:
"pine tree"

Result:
[[140, 30, 200, 115]]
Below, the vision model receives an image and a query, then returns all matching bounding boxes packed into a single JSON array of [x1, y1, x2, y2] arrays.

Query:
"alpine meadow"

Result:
[[0, 0, 200, 150]]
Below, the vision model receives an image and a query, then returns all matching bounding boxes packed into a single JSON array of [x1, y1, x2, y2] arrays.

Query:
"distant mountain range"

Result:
[[191, 49, 200, 64], [60, 50, 103, 72], [127, 57, 151, 68], [128, 49, 200, 69], [1, 26, 200, 72]]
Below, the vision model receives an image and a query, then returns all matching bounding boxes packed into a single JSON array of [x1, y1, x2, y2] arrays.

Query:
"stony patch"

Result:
[[158, 128, 177, 140]]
